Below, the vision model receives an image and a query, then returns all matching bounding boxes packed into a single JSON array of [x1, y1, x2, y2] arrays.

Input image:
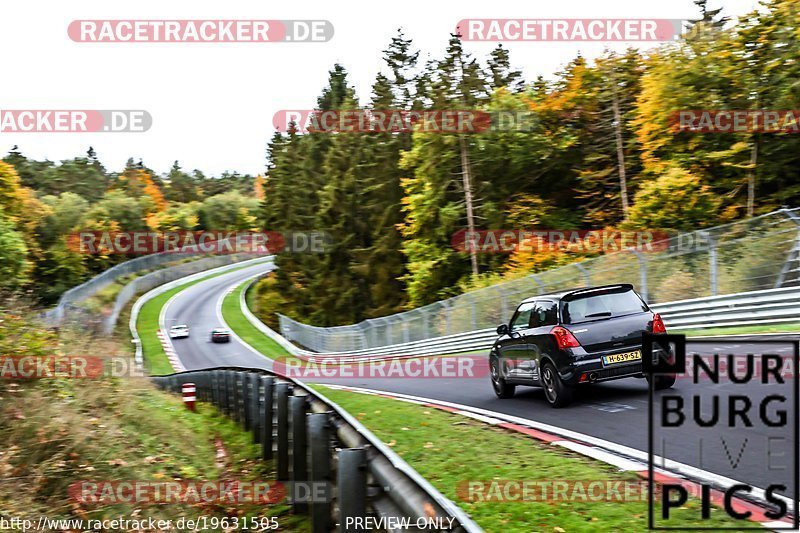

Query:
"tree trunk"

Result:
[[611, 88, 629, 217], [747, 138, 758, 217], [459, 135, 479, 276]]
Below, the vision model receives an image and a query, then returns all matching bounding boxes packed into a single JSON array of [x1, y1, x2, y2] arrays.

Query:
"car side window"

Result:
[[530, 301, 558, 327], [510, 302, 535, 332]]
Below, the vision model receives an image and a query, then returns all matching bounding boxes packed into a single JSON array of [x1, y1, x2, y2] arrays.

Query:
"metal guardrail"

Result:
[[152, 367, 482, 533], [244, 283, 800, 363], [279, 207, 800, 352], [44, 249, 223, 326], [654, 285, 800, 330], [44, 251, 268, 334]]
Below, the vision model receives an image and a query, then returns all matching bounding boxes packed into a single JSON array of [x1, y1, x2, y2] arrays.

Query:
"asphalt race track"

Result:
[[163, 262, 799, 502]]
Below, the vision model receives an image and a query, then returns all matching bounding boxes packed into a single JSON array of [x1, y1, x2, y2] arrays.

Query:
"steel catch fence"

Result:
[[279, 208, 800, 352]]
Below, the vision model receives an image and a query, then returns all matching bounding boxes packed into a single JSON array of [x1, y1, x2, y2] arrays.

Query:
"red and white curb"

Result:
[[156, 330, 186, 372], [323, 384, 796, 531]]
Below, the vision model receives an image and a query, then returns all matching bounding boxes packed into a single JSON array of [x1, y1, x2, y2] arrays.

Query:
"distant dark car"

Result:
[[210, 328, 231, 343], [489, 284, 674, 407]]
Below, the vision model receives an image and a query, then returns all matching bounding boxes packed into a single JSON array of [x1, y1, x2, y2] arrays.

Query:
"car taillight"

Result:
[[551, 326, 581, 349], [652, 313, 667, 334]]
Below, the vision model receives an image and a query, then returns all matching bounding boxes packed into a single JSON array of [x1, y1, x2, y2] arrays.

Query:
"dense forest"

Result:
[[0, 153, 261, 303], [257, 0, 800, 326], [1, 0, 798, 327]]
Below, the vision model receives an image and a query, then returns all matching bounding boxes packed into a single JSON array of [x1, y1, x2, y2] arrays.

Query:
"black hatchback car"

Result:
[[489, 284, 674, 407]]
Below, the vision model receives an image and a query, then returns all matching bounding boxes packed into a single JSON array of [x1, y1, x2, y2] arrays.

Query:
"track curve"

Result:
[[160, 263, 798, 502]]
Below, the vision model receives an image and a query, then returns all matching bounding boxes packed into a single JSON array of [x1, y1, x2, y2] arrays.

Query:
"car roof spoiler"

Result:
[[561, 284, 634, 301]]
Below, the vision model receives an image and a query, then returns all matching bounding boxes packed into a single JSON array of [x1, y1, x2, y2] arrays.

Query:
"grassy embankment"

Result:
[[0, 307, 306, 530]]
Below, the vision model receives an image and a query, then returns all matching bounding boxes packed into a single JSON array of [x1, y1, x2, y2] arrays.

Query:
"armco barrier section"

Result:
[[279, 207, 800, 352], [245, 282, 800, 363], [152, 368, 482, 533]]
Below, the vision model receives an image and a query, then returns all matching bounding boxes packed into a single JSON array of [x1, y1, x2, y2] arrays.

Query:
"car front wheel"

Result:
[[541, 362, 574, 408], [490, 357, 515, 399]]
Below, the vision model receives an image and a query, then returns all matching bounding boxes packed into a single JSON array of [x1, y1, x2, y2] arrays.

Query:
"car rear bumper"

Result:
[[561, 344, 671, 385]]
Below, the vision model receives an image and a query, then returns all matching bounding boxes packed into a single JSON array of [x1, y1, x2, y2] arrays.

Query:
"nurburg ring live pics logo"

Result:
[[644, 333, 799, 529]]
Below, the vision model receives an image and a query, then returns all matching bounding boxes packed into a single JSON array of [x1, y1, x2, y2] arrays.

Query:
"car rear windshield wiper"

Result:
[[584, 311, 612, 318]]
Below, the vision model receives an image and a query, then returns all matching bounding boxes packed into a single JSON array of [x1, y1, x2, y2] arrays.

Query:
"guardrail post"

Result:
[[202, 371, 211, 402], [275, 383, 290, 481], [249, 373, 261, 444], [196, 372, 206, 402], [242, 373, 253, 432], [308, 412, 332, 533], [224, 370, 234, 416], [290, 395, 308, 513], [261, 376, 274, 460], [211, 371, 220, 408], [337, 448, 367, 533], [234, 372, 245, 425]]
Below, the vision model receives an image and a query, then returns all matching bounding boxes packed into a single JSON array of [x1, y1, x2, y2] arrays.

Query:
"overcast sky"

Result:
[[1, 0, 761, 177]]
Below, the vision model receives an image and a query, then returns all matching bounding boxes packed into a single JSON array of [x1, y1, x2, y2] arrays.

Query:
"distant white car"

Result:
[[169, 324, 190, 339]]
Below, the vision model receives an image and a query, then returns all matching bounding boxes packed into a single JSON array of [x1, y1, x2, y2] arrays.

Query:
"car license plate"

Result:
[[602, 350, 642, 365]]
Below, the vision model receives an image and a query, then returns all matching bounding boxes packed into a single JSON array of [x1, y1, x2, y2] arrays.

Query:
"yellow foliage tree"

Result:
[[254, 174, 266, 201]]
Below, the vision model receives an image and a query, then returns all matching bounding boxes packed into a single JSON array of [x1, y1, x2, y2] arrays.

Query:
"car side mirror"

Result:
[[496, 324, 509, 336]]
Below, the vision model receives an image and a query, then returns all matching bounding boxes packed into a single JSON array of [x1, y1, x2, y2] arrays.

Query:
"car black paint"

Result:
[[489, 284, 674, 407]]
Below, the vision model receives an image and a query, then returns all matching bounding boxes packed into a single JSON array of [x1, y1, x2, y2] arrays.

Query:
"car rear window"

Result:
[[561, 288, 647, 324]]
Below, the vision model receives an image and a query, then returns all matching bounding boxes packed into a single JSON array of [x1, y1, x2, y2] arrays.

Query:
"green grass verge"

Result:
[[313, 385, 758, 532], [220, 281, 291, 359], [136, 263, 261, 375], [680, 322, 800, 337]]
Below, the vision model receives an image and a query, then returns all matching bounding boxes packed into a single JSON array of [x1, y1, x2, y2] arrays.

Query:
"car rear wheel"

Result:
[[490, 357, 515, 399], [647, 374, 676, 390], [541, 362, 574, 408]]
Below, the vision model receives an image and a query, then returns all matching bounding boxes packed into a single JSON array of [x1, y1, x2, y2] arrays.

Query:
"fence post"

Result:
[[632, 251, 649, 303], [704, 231, 718, 296], [308, 412, 332, 533], [575, 263, 591, 287], [275, 382, 290, 481], [337, 448, 367, 533], [260, 376, 274, 460], [290, 395, 308, 513]]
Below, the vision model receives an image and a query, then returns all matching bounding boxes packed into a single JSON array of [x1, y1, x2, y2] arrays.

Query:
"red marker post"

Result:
[[182, 382, 196, 412]]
